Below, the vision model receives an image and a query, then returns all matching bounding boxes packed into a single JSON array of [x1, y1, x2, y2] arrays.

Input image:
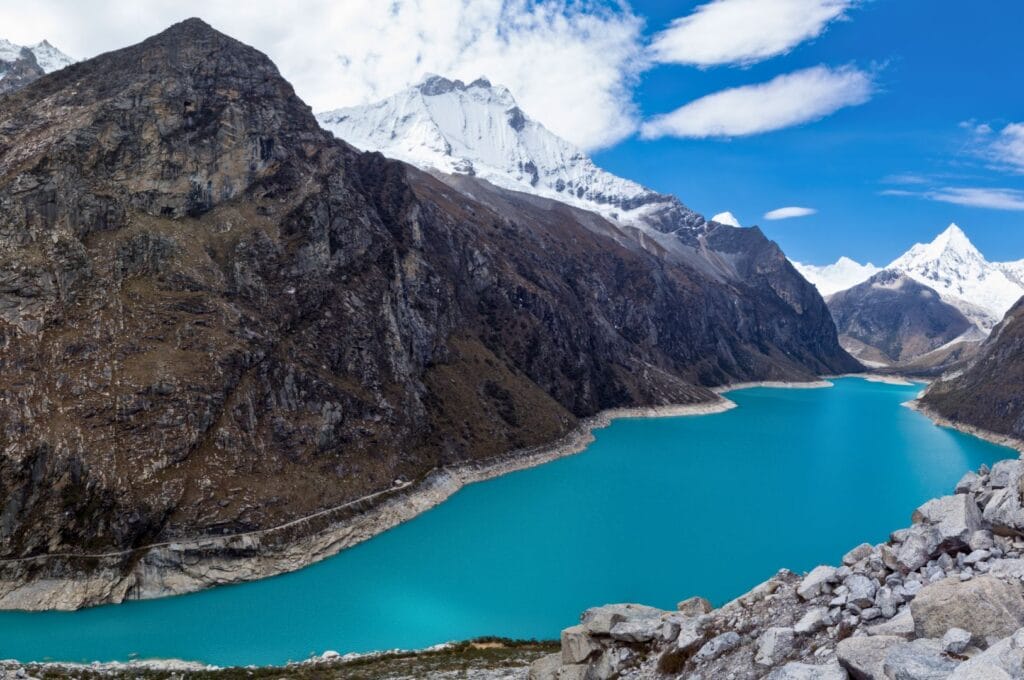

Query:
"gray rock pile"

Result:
[[530, 458, 1024, 679]]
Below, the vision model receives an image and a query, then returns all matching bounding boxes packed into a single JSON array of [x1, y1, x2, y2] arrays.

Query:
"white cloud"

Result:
[[650, 0, 855, 67], [882, 187, 1024, 211], [0, 1, 644, 151], [764, 206, 818, 220], [640, 65, 873, 139], [989, 123, 1024, 172]]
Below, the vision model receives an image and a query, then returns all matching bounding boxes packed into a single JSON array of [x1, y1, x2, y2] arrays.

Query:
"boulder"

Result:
[[984, 488, 1024, 535], [943, 627, 972, 655], [755, 627, 796, 666], [844, 543, 875, 566], [989, 460, 1021, 489], [694, 631, 740, 662], [560, 625, 601, 664], [912, 494, 982, 553], [896, 525, 942, 573], [580, 603, 662, 636], [609, 618, 660, 643], [837, 635, 905, 680], [766, 661, 849, 679], [676, 596, 712, 616], [528, 653, 562, 680], [794, 607, 829, 635], [846, 574, 879, 608], [912, 576, 1024, 647], [798, 565, 839, 600], [956, 471, 982, 494], [882, 638, 959, 679], [865, 608, 915, 638], [970, 530, 995, 551], [948, 627, 1024, 679], [556, 664, 588, 680]]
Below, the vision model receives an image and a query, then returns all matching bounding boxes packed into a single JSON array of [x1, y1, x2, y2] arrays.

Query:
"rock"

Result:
[[694, 631, 741, 663], [795, 607, 829, 635], [844, 543, 875, 566], [609, 618, 660, 643], [948, 627, 1024, 679], [896, 525, 942, 573], [912, 494, 982, 553], [943, 627, 972, 654], [883, 638, 960, 679], [983, 487, 1024, 535], [560, 625, 601, 664], [755, 627, 796, 666], [861, 607, 882, 622], [837, 635, 905, 680], [766, 661, 849, 679], [676, 620, 706, 652], [846, 574, 879, 608], [989, 460, 1021, 489], [866, 609, 916, 637], [798, 565, 839, 600], [676, 596, 713, 617], [956, 471, 982, 494], [580, 604, 662, 636], [964, 549, 991, 566], [556, 664, 588, 680], [528, 653, 562, 680], [970, 530, 995, 552], [912, 576, 1024, 647], [875, 586, 902, 618]]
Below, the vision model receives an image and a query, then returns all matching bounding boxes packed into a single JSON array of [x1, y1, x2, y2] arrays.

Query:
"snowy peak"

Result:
[[29, 40, 74, 73], [791, 256, 881, 297], [0, 38, 72, 73], [887, 223, 1023, 330], [317, 75, 704, 234], [712, 211, 741, 228]]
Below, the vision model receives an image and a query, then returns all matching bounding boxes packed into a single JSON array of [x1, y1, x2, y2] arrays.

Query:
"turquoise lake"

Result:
[[0, 377, 1014, 666]]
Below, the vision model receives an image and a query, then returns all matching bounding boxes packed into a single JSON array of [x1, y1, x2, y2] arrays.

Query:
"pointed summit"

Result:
[[318, 76, 707, 235], [712, 212, 741, 228]]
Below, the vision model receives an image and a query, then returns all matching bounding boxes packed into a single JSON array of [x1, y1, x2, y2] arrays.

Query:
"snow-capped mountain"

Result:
[[792, 257, 881, 296], [711, 211, 741, 228], [0, 38, 73, 94], [27, 40, 74, 73], [887, 224, 1024, 331], [797, 223, 1024, 332], [317, 75, 706, 237]]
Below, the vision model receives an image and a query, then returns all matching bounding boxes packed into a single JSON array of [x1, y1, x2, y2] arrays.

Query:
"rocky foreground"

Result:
[[531, 455, 1024, 679]]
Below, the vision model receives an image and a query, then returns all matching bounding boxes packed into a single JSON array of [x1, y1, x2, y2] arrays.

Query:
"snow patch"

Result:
[[712, 211, 741, 228], [791, 256, 881, 296]]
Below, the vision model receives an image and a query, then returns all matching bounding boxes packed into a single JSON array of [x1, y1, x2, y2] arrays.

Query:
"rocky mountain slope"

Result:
[[828, 270, 975, 366], [533, 458, 1024, 679], [0, 38, 72, 94], [921, 298, 1024, 442], [0, 19, 855, 609]]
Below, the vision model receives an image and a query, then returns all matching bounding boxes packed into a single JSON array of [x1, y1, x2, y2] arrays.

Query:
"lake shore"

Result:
[[904, 399, 1024, 454], [0, 377, 865, 613]]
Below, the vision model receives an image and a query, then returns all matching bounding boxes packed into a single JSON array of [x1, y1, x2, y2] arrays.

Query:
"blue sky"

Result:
[[595, 0, 1024, 265], [6, 0, 1022, 266]]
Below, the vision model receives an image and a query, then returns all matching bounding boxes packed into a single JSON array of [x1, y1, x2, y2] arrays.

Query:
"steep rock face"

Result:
[[828, 270, 975, 365], [922, 298, 1024, 439], [0, 19, 854, 597]]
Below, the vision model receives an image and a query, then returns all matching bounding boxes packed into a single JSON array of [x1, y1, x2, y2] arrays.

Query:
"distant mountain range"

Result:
[[794, 224, 1024, 333], [0, 38, 72, 93]]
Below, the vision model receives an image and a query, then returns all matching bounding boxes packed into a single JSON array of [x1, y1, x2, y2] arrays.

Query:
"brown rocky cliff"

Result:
[[0, 18, 854, 588]]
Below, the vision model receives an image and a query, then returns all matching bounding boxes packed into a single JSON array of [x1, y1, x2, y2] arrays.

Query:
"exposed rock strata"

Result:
[[531, 456, 1024, 679], [0, 19, 856, 607]]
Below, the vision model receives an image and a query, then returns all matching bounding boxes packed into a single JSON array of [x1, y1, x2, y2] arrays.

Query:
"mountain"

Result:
[[317, 76, 709, 238], [792, 256, 881, 296], [0, 38, 72, 94], [0, 19, 856, 608], [888, 223, 1024, 331], [921, 297, 1024, 441], [711, 211, 741, 227], [827, 269, 975, 366], [796, 224, 1024, 333]]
